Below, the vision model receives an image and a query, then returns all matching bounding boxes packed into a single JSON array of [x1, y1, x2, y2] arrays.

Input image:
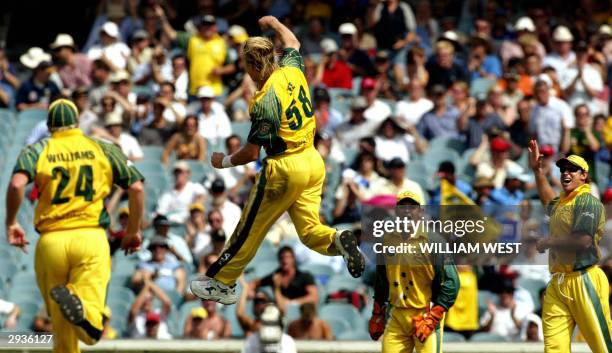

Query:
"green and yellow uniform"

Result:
[[374, 230, 460, 353], [445, 268, 479, 333], [13, 100, 142, 353], [543, 183, 610, 353], [176, 32, 227, 96], [206, 48, 337, 285]]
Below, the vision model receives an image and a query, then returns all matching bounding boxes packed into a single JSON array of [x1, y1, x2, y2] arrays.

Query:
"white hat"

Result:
[[19, 47, 52, 69], [599, 24, 612, 36], [104, 111, 123, 126], [109, 70, 131, 83], [553, 26, 573, 42], [441, 30, 460, 42], [228, 25, 248, 44], [339, 23, 357, 35], [50, 33, 76, 50], [320, 38, 339, 54], [100, 21, 120, 38], [173, 161, 191, 172], [514, 17, 535, 32], [197, 86, 215, 99]]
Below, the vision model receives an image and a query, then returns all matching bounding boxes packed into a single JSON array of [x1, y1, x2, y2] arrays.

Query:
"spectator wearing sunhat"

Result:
[[543, 26, 576, 74], [194, 86, 231, 141], [318, 38, 353, 89], [156, 160, 207, 224], [107, 70, 137, 117], [499, 17, 546, 66], [157, 6, 228, 97], [132, 235, 186, 295], [139, 215, 193, 265], [87, 21, 131, 72], [50, 33, 92, 90], [103, 111, 143, 161], [337, 22, 376, 77], [474, 136, 526, 189], [16, 47, 60, 111]]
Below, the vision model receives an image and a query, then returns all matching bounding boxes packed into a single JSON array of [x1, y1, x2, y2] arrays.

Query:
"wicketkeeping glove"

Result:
[[412, 305, 445, 343], [368, 302, 386, 341]]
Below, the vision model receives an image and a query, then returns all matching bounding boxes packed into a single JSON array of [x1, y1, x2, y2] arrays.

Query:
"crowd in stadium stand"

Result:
[[0, 0, 611, 345]]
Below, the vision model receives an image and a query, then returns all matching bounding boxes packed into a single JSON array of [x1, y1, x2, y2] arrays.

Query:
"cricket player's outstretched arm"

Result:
[[528, 139, 556, 207], [5, 173, 29, 253], [259, 16, 300, 50], [211, 143, 260, 169]]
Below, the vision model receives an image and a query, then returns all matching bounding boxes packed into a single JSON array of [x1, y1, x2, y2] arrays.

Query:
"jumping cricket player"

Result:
[[369, 190, 459, 353], [5, 99, 144, 353], [528, 140, 610, 353], [190, 16, 365, 305]]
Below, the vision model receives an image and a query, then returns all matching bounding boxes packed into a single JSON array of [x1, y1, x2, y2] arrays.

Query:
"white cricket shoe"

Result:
[[190, 277, 237, 305]]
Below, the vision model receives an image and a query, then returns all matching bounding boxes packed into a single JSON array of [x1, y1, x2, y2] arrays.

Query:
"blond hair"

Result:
[[242, 37, 279, 82]]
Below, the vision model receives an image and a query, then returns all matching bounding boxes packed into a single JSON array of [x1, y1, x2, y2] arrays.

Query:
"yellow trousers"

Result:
[[383, 307, 444, 353], [35, 227, 110, 353], [543, 266, 612, 353], [207, 147, 337, 285]]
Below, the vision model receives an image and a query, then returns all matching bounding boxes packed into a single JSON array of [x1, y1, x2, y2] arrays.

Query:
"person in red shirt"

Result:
[[317, 38, 353, 89]]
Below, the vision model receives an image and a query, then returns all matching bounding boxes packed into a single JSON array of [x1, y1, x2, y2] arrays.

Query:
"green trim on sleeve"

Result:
[[431, 235, 460, 310], [572, 193, 604, 237], [94, 139, 144, 189], [248, 87, 287, 156], [12, 139, 49, 182], [279, 48, 305, 72]]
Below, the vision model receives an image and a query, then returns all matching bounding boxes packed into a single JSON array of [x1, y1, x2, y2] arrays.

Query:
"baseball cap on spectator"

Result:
[[320, 38, 339, 54], [210, 179, 226, 194], [438, 161, 455, 174], [118, 207, 129, 217], [429, 84, 447, 96], [552, 26, 573, 42], [110, 70, 131, 83], [50, 34, 77, 51], [191, 307, 208, 320], [490, 137, 511, 152], [361, 77, 377, 90], [506, 168, 530, 183], [173, 161, 191, 173], [132, 30, 149, 41], [197, 86, 215, 99], [514, 17, 535, 32], [540, 144, 555, 157], [153, 214, 172, 227], [228, 25, 249, 44], [313, 87, 330, 103], [396, 190, 423, 205], [100, 22, 120, 38], [148, 235, 170, 249], [339, 22, 357, 36], [350, 96, 368, 110], [104, 111, 123, 126], [189, 203, 205, 213], [145, 312, 161, 325], [386, 157, 406, 169], [602, 188, 612, 204], [20, 47, 52, 70]]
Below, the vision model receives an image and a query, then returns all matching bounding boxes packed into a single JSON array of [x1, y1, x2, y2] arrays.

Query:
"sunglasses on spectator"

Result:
[[559, 166, 581, 173]]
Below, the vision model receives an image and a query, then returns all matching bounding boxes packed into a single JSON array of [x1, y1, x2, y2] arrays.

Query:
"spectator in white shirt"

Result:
[[103, 111, 143, 160], [87, 22, 131, 72], [395, 79, 433, 127], [361, 77, 392, 122], [560, 41, 606, 115], [157, 81, 186, 124], [156, 161, 207, 223], [215, 135, 255, 197], [194, 86, 231, 143], [374, 117, 426, 163], [529, 80, 565, 152], [543, 26, 575, 74], [206, 179, 242, 237], [335, 96, 381, 150], [373, 157, 426, 202], [0, 298, 20, 329], [479, 284, 531, 339]]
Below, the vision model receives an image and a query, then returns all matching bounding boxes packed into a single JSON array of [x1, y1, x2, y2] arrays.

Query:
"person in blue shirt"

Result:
[[430, 161, 474, 205], [16, 59, 61, 111], [467, 36, 502, 81]]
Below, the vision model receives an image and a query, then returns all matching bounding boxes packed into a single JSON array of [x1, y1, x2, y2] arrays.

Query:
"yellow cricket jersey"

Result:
[[13, 128, 143, 233], [445, 268, 479, 331], [374, 231, 459, 311], [177, 32, 227, 96], [547, 183, 605, 273], [247, 48, 316, 157]]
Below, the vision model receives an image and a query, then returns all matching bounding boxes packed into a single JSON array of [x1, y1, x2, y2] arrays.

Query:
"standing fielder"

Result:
[[190, 16, 365, 305], [5, 99, 144, 353], [528, 140, 610, 353], [369, 190, 459, 353]]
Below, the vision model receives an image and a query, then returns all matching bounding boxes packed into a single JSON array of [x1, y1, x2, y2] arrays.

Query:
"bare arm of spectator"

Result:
[[175, 267, 187, 293], [559, 123, 571, 155], [272, 273, 289, 315], [480, 300, 496, 332], [154, 5, 177, 42], [131, 268, 151, 288], [229, 167, 255, 198], [236, 276, 257, 332], [106, 188, 125, 230], [0, 87, 10, 106], [321, 319, 333, 340], [4, 303, 20, 329], [457, 98, 476, 132], [582, 117, 601, 151], [196, 135, 207, 162], [221, 318, 232, 338], [161, 133, 178, 165], [148, 280, 172, 318], [129, 281, 152, 324], [406, 124, 428, 155], [106, 91, 135, 116], [469, 134, 489, 166], [1, 59, 20, 89]]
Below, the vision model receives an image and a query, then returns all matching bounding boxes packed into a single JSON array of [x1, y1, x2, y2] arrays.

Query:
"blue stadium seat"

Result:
[[326, 317, 351, 337], [325, 275, 363, 293], [107, 286, 136, 305], [305, 263, 335, 286], [428, 136, 467, 154], [517, 278, 547, 308], [231, 122, 251, 142], [470, 332, 510, 342], [596, 160, 610, 187], [141, 146, 165, 161], [319, 303, 363, 331], [477, 290, 496, 317], [444, 331, 467, 342]]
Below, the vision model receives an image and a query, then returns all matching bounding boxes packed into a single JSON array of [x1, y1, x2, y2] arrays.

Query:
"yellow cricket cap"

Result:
[[191, 307, 208, 319], [396, 190, 423, 205], [556, 155, 589, 172], [189, 203, 205, 213]]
